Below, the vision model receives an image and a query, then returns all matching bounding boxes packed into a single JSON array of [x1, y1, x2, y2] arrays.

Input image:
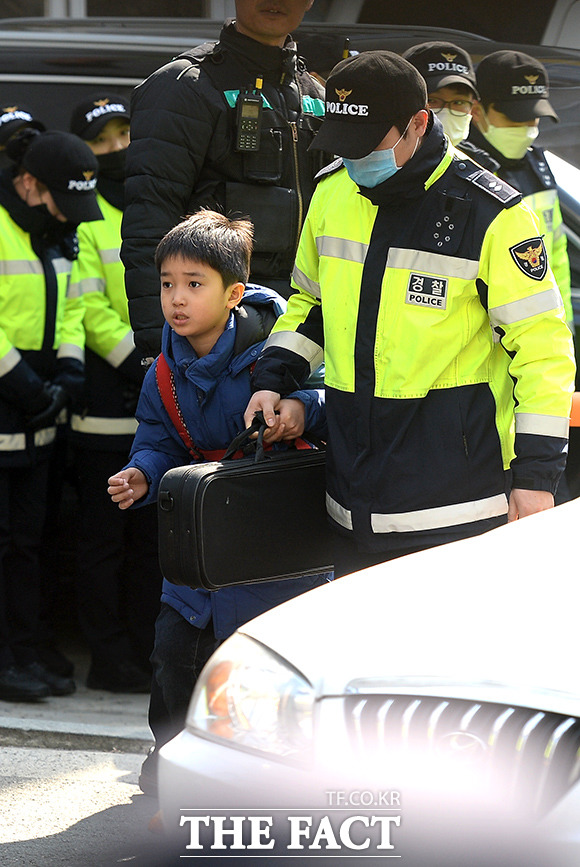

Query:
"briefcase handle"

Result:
[[222, 412, 268, 462]]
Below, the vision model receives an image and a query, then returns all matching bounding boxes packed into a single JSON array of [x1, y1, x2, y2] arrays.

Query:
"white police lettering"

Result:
[[0, 110, 33, 126], [326, 101, 369, 116], [68, 178, 97, 191], [427, 62, 469, 74], [84, 103, 126, 124], [511, 84, 546, 95], [406, 273, 448, 309]]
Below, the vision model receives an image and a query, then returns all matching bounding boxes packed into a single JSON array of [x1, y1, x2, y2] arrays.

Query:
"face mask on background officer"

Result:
[[470, 51, 557, 161], [402, 41, 479, 147], [70, 93, 131, 182]]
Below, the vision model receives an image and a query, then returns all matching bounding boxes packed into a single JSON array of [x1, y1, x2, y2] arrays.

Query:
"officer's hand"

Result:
[[263, 398, 306, 443], [107, 467, 149, 510], [25, 383, 67, 431], [508, 488, 554, 521], [244, 390, 281, 432]]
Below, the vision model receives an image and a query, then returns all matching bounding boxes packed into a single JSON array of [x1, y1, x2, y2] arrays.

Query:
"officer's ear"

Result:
[[412, 110, 430, 139]]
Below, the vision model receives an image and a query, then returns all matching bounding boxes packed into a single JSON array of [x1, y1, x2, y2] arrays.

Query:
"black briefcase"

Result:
[[157, 421, 333, 590]]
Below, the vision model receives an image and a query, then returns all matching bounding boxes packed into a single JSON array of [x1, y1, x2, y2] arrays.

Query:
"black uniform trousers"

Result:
[[73, 448, 162, 675], [0, 459, 50, 670]]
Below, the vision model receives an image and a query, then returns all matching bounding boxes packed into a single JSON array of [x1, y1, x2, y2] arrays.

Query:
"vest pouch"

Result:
[[225, 182, 297, 253], [242, 128, 283, 183]]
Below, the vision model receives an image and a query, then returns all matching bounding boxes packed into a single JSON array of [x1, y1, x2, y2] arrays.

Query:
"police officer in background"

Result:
[[0, 129, 102, 701], [245, 51, 575, 577], [467, 51, 573, 329], [68, 94, 162, 693], [121, 0, 329, 361], [402, 40, 499, 174], [402, 42, 479, 147], [0, 104, 45, 169]]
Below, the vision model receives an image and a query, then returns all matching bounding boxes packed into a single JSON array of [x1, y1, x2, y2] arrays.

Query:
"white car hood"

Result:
[[240, 499, 580, 716]]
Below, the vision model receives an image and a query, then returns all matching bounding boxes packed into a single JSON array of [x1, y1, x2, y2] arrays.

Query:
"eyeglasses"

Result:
[[427, 97, 474, 116]]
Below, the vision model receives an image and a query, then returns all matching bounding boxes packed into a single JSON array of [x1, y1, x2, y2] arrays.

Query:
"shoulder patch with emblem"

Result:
[[454, 159, 521, 207], [509, 237, 548, 281], [315, 157, 344, 182]]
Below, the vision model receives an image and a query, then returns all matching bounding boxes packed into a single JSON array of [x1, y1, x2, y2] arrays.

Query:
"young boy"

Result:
[[108, 209, 328, 793]]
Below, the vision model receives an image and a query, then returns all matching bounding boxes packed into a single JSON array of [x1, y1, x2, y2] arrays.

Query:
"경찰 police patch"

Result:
[[406, 273, 448, 309], [509, 237, 548, 281]]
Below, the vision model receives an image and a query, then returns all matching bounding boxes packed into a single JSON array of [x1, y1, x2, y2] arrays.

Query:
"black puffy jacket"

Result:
[[121, 21, 329, 359]]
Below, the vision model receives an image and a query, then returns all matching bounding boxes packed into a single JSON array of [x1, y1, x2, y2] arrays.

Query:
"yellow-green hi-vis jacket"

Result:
[[0, 201, 84, 465], [252, 124, 576, 555]]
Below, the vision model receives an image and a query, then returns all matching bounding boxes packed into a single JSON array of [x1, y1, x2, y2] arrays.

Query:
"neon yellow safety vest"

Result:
[[253, 136, 575, 552]]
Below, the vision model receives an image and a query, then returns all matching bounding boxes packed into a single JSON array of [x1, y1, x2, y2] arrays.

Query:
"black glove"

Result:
[[25, 383, 68, 431], [52, 357, 85, 408], [0, 358, 47, 412], [118, 346, 146, 387]]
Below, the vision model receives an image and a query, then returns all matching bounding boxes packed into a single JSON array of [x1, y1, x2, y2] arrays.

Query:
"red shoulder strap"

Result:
[[155, 353, 236, 462], [155, 353, 199, 458]]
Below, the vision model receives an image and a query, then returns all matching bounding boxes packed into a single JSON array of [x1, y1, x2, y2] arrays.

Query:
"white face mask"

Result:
[[437, 108, 472, 146], [481, 121, 539, 160]]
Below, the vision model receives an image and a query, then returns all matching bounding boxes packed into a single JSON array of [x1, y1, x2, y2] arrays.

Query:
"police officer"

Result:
[[68, 94, 161, 693], [0, 129, 102, 700], [467, 51, 573, 328], [121, 0, 329, 361], [245, 51, 575, 576], [402, 42, 479, 147], [0, 103, 45, 169]]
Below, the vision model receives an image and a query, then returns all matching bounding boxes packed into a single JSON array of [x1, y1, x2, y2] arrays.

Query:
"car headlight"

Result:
[[186, 633, 314, 763]]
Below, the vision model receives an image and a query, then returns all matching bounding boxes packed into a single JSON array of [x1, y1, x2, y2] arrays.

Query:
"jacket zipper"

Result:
[[289, 120, 303, 256]]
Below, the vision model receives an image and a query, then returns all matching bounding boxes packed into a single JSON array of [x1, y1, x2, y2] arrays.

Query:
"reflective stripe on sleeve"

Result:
[[69, 276, 105, 298], [489, 287, 562, 327], [515, 413, 570, 438], [316, 235, 368, 265], [106, 330, 135, 368], [264, 330, 324, 372], [0, 346, 22, 377], [56, 343, 84, 363], [326, 493, 353, 530], [291, 264, 321, 299], [386, 247, 479, 279], [101, 247, 121, 265], [70, 414, 138, 436]]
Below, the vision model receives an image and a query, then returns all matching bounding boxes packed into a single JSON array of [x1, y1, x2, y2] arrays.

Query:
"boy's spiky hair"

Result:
[[155, 209, 254, 286]]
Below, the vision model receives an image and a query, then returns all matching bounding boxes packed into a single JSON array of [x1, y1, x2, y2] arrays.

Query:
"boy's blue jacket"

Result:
[[127, 285, 329, 639]]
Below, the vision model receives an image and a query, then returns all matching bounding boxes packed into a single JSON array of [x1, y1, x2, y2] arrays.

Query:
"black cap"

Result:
[[0, 104, 45, 147], [402, 41, 479, 99], [22, 131, 102, 223], [476, 50, 558, 122], [298, 33, 351, 79], [311, 50, 427, 159], [70, 93, 130, 140]]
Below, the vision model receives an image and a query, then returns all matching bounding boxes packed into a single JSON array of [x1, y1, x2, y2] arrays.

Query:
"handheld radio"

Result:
[[235, 77, 263, 152]]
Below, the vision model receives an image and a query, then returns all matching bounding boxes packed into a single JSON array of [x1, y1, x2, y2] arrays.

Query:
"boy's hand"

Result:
[[244, 390, 281, 434], [107, 467, 148, 510], [263, 398, 306, 443]]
